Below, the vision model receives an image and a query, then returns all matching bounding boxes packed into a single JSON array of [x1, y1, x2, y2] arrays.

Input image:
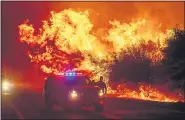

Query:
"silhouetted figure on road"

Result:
[[97, 76, 107, 94]]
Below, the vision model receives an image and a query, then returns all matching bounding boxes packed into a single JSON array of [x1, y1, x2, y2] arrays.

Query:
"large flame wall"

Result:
[[18, 8, 184, 103]]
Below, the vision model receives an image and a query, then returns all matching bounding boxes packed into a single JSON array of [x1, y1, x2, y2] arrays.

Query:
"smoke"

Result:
[[49, 2, 184, 30], [133, 2, 184, 30]]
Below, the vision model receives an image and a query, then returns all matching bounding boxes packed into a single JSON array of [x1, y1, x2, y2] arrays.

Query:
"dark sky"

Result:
[[1, 2, 184, 84]]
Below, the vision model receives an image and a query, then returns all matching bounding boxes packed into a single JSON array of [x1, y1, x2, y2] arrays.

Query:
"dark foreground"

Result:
[[2, 88, 185, 120]]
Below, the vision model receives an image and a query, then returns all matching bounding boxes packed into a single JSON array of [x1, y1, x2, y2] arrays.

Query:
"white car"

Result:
[[43, 71, 105, 112]]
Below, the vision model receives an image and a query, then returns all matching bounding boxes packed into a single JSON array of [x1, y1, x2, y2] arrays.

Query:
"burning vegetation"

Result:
[[18, 9, 184, 103]]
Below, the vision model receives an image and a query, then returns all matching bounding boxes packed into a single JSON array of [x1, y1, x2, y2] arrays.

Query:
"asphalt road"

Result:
[[2, 88, 185, 120]]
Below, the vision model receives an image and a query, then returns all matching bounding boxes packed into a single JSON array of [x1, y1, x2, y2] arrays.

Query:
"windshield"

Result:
[[63, 76, 91, 86], [45, 76, 91, 87]]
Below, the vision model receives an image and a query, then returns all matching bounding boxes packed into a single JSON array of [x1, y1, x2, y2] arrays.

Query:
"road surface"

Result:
[[2, 88, 185, 119]]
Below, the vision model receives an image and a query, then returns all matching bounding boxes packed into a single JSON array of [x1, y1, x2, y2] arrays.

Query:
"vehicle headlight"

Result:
[[2, 81, 11, 92], [99, 89, 104, 97], [70, 90, 78, 99]]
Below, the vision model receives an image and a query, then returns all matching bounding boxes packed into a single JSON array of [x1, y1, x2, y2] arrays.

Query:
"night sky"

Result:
[[1, 2, 184, 85]]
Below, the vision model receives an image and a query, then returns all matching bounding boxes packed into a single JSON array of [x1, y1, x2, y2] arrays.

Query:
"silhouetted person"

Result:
[[97, 76, 107, 94]]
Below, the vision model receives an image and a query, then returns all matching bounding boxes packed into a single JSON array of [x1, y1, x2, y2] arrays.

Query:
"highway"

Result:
[[2, 88, 185, 119]]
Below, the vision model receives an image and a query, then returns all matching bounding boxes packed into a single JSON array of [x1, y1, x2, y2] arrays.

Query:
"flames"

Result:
[[114, 83, 184, 102], [18, 9, 183, 102]]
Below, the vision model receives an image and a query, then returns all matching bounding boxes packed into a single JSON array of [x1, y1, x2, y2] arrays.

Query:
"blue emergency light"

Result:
[[59, 71, 82, 76]]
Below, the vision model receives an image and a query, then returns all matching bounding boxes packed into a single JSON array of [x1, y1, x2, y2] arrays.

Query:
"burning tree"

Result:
[[163, 28, 185, 101], [110, 45, 152, 83]]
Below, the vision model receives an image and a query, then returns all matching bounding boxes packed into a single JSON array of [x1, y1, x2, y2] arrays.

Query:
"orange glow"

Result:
[[112, 83, 184, 102], [18, 6, 184, 103]]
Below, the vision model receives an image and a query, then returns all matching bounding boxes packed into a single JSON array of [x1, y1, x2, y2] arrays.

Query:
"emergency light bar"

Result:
[[58, 71, 83, 76]]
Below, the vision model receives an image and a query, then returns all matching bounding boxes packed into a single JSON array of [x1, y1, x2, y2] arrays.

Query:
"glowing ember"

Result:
[[18, 9, 183, 103]]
